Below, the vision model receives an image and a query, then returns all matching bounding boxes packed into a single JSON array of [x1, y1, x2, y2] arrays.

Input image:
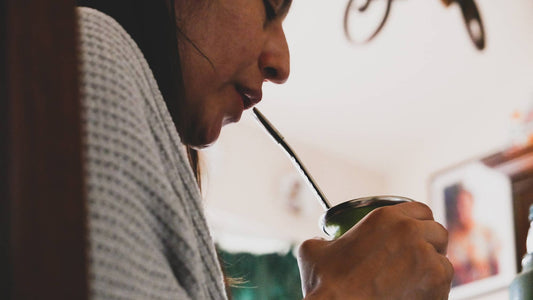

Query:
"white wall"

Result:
[[203, 114, 385, 252], [260, 0, 533, 175], [203, 0, 533, 298]]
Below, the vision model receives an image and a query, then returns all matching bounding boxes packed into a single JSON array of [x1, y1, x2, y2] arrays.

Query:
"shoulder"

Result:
[[77, 7, 157, 127], [77, 6, 146, 89], [78, 7, 158, 165], [77, 7, 191, 185], [77, 7, 138, 55]]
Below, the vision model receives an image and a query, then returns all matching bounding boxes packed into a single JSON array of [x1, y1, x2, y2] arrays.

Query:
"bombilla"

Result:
[[252, 108, 332, 210]]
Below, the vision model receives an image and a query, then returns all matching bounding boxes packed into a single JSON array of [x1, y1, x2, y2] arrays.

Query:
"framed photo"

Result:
[[430, 161, 516, 299]]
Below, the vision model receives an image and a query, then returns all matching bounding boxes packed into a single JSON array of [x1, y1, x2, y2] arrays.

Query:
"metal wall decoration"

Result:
[[343, 0, 486, 50]]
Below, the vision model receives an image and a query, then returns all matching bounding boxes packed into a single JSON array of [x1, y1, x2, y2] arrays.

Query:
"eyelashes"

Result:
[[263, 0, 277, 21]]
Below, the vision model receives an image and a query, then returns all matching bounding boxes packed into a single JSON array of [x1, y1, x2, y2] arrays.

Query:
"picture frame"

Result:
[[430, 161, 517, 299]]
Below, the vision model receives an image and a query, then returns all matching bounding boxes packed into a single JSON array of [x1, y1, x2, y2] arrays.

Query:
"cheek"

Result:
[[206, 40, 256, 78], [207, 12, 264, 69], [179, 44, 219, 104], [178, 95, 226, 147]]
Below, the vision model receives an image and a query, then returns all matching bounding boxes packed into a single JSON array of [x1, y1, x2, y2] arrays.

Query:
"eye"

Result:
[[263, 0, 277, 21]]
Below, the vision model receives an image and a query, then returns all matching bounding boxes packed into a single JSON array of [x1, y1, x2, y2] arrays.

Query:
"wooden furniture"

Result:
[[1, 0, 88, 298], [483, 144, 533, 272]]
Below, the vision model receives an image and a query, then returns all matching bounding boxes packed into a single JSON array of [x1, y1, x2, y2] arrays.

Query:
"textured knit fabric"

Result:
[[77, 7, 227, 300]]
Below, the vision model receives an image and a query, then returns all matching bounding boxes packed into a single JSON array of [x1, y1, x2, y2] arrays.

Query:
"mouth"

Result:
[[236, 86, 262, 110]]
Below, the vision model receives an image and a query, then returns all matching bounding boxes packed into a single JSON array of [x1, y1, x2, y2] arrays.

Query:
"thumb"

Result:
[[297, 237, 329, 264], [296, 237, 329, 295]]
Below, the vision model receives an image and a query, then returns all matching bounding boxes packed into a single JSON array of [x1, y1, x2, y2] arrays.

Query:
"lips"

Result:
[[236, 86, 262, 110]]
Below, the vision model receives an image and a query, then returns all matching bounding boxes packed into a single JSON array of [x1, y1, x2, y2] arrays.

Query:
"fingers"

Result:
[[441, 254, 455, 286], [297, 207, 454, 300], [396, 201, 434, 221], [396, 202, 449, 255], [297, 237, 331, 295], [410, 241, 453, 299], [430, 254, 454, 298], [297, 237, 329, 267], [369, 202, 449, 255], [421, 220, 449, 255]]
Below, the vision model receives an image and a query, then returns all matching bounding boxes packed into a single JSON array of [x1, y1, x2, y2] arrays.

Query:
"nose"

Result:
[[259, 24, 290, 84]]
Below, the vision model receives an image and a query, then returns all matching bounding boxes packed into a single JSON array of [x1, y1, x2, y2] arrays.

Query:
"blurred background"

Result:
[[202, 0, 533, 299]]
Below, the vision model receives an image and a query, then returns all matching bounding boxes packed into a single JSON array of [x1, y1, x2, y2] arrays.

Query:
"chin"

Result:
[[181, 124, 221, 150]]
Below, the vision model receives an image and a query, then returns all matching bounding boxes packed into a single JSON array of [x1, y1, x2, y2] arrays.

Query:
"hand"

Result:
[[297, 201, 453, 300]]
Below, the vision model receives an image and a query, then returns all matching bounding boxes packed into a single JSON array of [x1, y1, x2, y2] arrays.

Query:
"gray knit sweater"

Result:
[[78, 7, 227, 299]]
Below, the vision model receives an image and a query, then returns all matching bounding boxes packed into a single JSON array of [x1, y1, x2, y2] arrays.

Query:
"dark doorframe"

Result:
[[1, 0, 10, 296], [483, 145, 533, 272], [2, 0, 88, 298]]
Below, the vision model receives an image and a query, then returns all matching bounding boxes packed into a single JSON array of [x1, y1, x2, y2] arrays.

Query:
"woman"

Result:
[[77, 0, 453, 299]]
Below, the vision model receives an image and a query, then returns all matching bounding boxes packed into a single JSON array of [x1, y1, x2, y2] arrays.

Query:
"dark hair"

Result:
[[76, 2, 237, 294], [76, 0, 201, 184]]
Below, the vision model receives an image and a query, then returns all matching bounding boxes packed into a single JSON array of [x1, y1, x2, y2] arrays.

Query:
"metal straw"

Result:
[[252, 108, 332, 210]]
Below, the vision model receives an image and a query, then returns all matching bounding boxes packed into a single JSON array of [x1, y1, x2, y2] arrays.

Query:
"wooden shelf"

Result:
[[483, 144, 533, 179], [482, 144, 533, 272]]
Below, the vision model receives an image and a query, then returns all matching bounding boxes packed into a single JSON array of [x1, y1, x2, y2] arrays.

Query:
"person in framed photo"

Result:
[[445, 183, 500, 286]]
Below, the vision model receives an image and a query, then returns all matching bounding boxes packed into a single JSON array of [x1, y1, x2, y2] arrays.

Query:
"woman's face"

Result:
[[175, 0, 292, 148]]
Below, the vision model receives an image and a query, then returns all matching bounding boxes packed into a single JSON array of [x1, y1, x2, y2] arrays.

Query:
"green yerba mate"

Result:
[[321, 196, 413, 239]]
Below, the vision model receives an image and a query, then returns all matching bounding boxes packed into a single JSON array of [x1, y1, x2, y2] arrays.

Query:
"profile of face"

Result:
[[174, 0, 292, 148]]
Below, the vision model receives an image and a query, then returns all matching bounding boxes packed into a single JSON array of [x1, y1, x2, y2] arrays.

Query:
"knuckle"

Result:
[[366, 205, 400, 224], [368, 205, 389, 219], [414, 240, 433, 257], [433, 221, 450, 254], [424, 257, 454, 289], [398, 218, 420, 235], [437, 222, 450, 242], [438, 222, 449, 238], [298, 238, 323, 258], [298, 239, 314, 255], [425, 266, 448, 287], [444, 257, 455, 281], [413, 201, 434, 219]]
